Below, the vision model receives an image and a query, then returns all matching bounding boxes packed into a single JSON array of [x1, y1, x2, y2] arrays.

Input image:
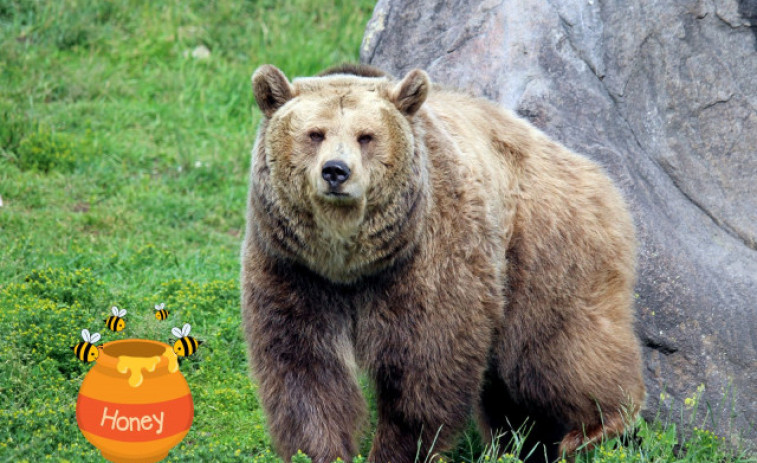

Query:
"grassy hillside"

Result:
[[0, 0, 753, 462]]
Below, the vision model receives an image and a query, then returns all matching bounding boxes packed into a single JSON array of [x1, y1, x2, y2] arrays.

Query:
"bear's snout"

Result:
[[321, 160, 351, 190]]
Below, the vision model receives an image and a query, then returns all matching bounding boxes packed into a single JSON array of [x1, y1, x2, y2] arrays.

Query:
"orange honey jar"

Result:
[[76, 339, 193, 463]]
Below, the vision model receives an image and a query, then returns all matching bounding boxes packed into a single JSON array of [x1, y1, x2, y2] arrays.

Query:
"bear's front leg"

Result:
[[361, 297, 495, 463], [242, 261, 366, 463]]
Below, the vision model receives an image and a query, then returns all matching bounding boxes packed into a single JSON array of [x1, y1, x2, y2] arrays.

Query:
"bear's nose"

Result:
[[321, 160, 351, 189]]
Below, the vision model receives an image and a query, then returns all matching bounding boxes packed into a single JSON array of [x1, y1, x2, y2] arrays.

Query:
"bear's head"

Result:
[[249, 65, 431, 282]]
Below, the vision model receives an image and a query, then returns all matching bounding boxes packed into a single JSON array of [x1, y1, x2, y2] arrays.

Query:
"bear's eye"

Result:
[[309, 131, 325, 142], [358, 134, 373, 145]]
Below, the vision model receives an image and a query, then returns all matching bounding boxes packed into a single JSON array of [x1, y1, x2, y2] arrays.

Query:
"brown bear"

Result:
[[241, 63, 645, 463]]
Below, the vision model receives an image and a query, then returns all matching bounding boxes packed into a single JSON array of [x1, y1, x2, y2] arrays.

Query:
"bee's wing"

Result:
[[159, 303, 165, 310], [81, 329, 91, 342], [171, 327, 183, 338], [181, 323, 191, 336], [111, 306, 119, 316], [89, 332, 101, 344], [118, 309, 127, 317]]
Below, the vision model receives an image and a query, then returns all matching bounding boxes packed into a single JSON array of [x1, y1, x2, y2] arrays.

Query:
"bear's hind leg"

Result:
[[558, 410, 629, 456], [477, 362, 568, 463]]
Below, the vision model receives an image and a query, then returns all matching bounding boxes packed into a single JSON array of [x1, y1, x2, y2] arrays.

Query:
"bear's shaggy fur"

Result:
[[241, 64, 645, 463]]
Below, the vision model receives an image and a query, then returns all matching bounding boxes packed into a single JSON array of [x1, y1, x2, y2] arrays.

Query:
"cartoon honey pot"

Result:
[[76, 338, 193, 462]]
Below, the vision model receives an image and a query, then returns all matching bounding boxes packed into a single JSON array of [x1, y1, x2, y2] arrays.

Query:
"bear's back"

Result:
[[421, 86, 636, 320]]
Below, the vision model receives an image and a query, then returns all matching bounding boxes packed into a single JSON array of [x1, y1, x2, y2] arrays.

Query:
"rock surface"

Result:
[[362, 0, 757, 446]]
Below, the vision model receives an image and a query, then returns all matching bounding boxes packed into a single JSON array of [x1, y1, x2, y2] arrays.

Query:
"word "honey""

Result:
[[100, 406, 165, 435]]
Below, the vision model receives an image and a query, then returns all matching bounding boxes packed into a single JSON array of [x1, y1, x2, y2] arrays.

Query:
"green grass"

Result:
[[0, 1, 754, 462]]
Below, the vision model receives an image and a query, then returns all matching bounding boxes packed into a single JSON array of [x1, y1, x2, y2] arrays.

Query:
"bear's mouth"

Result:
[[312, 179, 365, 208], [313, 187, 366, 213], [320, 190, 359, 205]]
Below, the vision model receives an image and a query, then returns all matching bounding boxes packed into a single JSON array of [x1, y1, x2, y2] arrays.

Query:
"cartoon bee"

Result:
[[71, 329, 101, 363], [104, 306, 127, 332], [171, 323, 203, 357], [154, 303, 169, 321]]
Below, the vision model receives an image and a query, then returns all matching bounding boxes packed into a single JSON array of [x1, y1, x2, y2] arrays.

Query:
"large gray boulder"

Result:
[[362, 0, 757, 447]]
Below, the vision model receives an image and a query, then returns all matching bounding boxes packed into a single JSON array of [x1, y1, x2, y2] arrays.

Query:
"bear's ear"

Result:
[[252, 65, 293, 118], [390, 69, 430, 116]]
